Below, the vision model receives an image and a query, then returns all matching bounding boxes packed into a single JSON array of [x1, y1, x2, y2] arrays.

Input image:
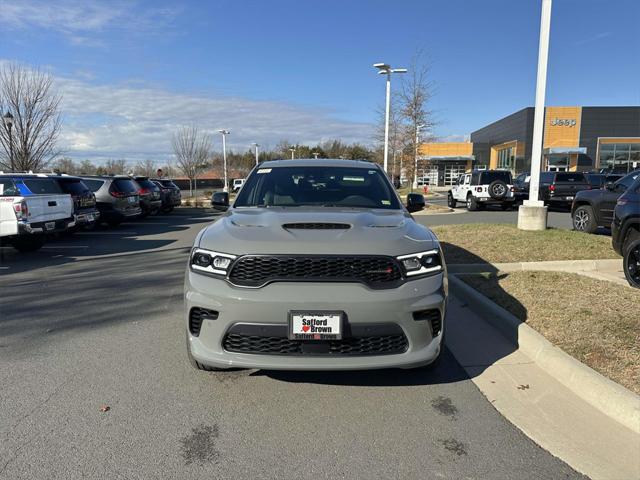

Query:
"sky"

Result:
[[0, 0, 638, 164]]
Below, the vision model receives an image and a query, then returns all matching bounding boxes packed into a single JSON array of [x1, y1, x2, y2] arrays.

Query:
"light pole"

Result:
[[518, 0, 552, 231], [218, 129, 230, 193], [3, 111, 14, 172], [289, 147, 296, 159], [412, 124, 426, 190], [252, 143, 259, 165], [312, 152, 319, 159], [373, 63, 407, 174]]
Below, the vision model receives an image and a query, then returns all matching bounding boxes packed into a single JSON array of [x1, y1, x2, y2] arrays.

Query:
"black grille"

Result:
[[223, 333, 408, 356], [228, 255, 402, 288], [413, 309, 442, 337], [282, 223, 350, 230], [189, 307, 218, 336]]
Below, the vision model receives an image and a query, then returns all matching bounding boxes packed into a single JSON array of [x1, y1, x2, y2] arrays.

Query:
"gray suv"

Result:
[[81, 176, 142, 227], [185, 159, 447, 371]]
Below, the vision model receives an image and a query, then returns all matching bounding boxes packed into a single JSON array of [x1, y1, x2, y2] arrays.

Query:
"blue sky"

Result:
[[0, 0, 638, 163]]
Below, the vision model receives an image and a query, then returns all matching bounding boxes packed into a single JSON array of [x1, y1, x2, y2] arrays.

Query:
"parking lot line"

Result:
[[75, 231, 137, 235], [41, 245, 89, 249]]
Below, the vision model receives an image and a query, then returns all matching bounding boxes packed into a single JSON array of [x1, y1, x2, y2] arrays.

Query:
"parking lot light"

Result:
[[374, 63, 407, 174], [218, 130, 230, 193], [252, 143, 259, 165], [3, 111, 14, 172]]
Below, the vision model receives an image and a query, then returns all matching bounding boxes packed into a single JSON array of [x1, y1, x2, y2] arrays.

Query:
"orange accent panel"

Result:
[[543, 106, 582, 148]]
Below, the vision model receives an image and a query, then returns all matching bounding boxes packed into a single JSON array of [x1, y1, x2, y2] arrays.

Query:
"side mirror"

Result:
[[406, 193, 425, 213], [211, 191, 229, 211], [604, 181, 616, 191]]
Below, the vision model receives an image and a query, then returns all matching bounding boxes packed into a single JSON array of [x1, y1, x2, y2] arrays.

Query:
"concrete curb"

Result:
[[447, 258, 621, 274], [448, 274, 640, 435]]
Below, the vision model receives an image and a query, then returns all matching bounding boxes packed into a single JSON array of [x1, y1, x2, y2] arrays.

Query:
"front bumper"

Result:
[[185, 271, 448, 370]]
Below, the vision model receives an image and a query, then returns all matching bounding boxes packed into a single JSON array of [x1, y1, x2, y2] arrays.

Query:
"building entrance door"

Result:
[[444, 164, 465, 186], [546, 154, 569, 172]]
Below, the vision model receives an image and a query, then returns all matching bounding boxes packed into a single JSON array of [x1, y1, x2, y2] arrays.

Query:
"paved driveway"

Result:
[[0, 209, 585, 479]]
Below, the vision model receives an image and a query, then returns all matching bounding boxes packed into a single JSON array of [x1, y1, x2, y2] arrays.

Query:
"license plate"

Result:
[[289, 311, 343, 340], [128, 196, 137, 204], [566, 196, 574, 200], [45, 222, 55, 231], [86, 214, 94, 221]]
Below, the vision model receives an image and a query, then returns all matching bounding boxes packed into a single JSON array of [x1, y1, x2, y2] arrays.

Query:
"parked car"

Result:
[[151, 179, 181, 212], [611, 175, 640, 288], [232, 178, 245, 193], [49, 175, 100, 229], [186, 158, 445, 372], [448, 170, 516, 211], [0, 174, 74, 252], [80, 176, 142, 227], [132, 176, 162, 217], [571, 171, 640, 233], [538, 172, 591, 208], [513, 173, 531, 203], [585, 173, 624, 190]]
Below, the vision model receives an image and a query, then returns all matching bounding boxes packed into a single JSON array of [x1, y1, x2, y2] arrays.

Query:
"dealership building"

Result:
[[417, 106, 640, 186]]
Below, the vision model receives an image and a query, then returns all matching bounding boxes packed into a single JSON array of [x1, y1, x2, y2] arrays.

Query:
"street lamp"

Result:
[[218, 129, 230, 193], [373, 63, 407, 174], [312, 152, 319, 159], [289, 147, 296, 159], [251, 143, 259, 165], [3, 111, 14, 172], [412, 124, 426, 190]]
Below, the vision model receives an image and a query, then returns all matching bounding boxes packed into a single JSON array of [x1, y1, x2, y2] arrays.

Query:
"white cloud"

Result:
[[53, 76, 374, 163]]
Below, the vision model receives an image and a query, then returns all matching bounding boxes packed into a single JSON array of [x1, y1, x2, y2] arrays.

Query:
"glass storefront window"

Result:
[[599, 142, 640, 172], [497, 147, 514, 171]]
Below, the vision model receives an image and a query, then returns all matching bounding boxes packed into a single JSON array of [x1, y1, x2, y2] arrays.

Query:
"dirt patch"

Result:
[[439, 438, 468, 456], [461, 271, 640, 394], [432, 224, 617, 264], [431, 396, 458, 418], [180, 424, 220, 465]]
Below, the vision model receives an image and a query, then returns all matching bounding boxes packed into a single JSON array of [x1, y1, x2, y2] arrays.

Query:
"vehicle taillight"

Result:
[[139, 188, 150, 195], [510, 187, 515, 192], [549, 185, 555, 193], [476, 187, 482, 192], [110, 190, 126, 198], [13, 201, 28, 220]]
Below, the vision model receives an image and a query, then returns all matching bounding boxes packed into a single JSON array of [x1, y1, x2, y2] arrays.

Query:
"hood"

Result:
[[197, 207, 438, 256]]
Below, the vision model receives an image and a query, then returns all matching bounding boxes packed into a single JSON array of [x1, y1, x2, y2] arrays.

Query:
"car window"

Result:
[[82, 179, 105, 192], [112, 179, 140, 194], [0, 178, 19, 196], [159, 180, 177, 188], [616, 172, 640, 190], [22, 178, 63, 194], [235, 166, 401, 209], [480, 171, 512, 184], [540, 172, 554, 183], [555, 173, 586, 182], [58, 179, 90, 195], [463, 175, 471, 185], [135, 178, 159, 190]]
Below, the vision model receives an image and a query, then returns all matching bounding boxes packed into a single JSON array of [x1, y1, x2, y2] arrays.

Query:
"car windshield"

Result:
[[234, 166, 401, 209], [82, 179, 105, 192], [113, 179, 140, 194], [480, 171, 511, 183], [136, 178, 159, 190], [58, 179, 89, 194]]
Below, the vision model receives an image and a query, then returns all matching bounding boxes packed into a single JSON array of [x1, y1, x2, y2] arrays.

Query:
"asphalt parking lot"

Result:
[[0, 209, 584, 479]]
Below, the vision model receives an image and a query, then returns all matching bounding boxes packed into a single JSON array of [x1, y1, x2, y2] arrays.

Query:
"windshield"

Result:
[[480, 171, 512, 184], [235, 166, 401, 209], [58, 179, 90, 194]]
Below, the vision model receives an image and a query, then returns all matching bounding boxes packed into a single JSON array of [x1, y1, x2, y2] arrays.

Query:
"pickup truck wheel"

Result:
[[10, 235, 46, 252], [623, 238, 640, 288], [466, 194, 478, 212], [447, 193, 457, 208], [572, 205, 597, 233]]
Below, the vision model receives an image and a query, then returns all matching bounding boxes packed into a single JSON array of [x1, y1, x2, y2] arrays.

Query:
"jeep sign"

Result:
[[550, 118, 577, 127]]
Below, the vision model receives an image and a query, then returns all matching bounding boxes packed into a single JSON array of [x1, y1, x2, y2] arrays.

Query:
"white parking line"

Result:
[[75, 231, 137, 235], [41, 245, 89, 249]]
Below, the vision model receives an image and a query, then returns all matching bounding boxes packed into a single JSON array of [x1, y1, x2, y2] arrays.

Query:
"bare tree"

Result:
[[0, 63, 62, 172], [103, 159, 128, 175], [398, 51, 436, 187], [172, 125, 212, 196], [77, 159, 97, 175], [135, 159, 156, 177]]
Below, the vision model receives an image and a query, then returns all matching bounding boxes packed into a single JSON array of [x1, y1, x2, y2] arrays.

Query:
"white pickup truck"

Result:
[[0, 175, 75, 252]]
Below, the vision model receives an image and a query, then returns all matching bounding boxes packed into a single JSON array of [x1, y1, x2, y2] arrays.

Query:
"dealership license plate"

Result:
[[45, 222, 55, 231], [128, 196, 137, 204], [566, 196, 574, 201], [289, 311, 342, 340]]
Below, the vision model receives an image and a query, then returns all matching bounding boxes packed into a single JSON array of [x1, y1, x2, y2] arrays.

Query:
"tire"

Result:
[[623, 237, 640, 288], [447, 193, 457, 208], [466, 194, 478, 212], [186, 333, 226, 371], [10, 235, 46, 252], [488, 180, 508, 200], [572, 205, 597, 234]]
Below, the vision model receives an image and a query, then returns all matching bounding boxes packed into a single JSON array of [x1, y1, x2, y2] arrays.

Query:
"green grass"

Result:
[[431, 224, 617, 264]]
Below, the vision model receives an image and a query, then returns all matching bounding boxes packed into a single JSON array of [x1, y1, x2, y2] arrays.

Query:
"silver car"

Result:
[[185, 159, 447, 371]]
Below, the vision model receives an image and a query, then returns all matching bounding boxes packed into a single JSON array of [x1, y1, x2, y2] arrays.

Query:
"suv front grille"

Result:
[[222, 333, 408, 356], [227, 255, 402, 288]]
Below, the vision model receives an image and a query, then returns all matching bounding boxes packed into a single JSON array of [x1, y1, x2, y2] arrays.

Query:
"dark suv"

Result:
[[132, 176, 162, 217], [612, 175, 640, 287], [81, 176, 142, 227], [151, 179, 181, 212], [49, 175, 100, 229], [571, 171, 640, 233], [539, 172, 591, 208]]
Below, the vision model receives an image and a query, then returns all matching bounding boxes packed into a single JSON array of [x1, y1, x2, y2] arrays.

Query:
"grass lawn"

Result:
[[432, 224, 618, 264], [460, 271, 640, 394]]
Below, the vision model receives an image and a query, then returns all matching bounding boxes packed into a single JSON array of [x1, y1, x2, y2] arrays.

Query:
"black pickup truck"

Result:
[[571, 171, 640, 233], [539, 172, 591, 208], [50, 175, 100, 229]]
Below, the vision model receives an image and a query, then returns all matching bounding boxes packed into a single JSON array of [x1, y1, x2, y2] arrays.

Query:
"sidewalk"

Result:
[[448, 258, 628, 287]]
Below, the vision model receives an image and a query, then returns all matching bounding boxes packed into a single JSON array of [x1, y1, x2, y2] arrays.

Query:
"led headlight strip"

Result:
[[190, 248, 237, 276], [396, 249, 443, 277]]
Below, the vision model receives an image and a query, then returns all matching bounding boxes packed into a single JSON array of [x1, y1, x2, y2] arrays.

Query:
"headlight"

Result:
[[397, 249, 443, 277], [190, 248, 236, 276]]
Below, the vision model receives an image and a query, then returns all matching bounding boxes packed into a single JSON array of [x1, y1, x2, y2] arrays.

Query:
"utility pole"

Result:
[[218, 129, 230, 193], [412, 124, 426, 191], [518, 0, 552, 231]]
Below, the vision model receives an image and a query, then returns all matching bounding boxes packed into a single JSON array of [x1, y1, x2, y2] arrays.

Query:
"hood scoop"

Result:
[[282, 223, 351, 230]]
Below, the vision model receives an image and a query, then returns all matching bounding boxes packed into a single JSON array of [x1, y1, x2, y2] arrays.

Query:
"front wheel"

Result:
[[623, 238, 640, 288], [447, 193, 457, 208], [572, 205, 597, 234], [466, 195, 478, 212], [10, 235, 46, 252]]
